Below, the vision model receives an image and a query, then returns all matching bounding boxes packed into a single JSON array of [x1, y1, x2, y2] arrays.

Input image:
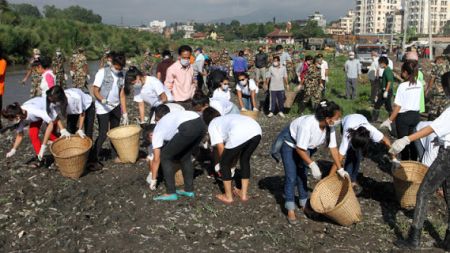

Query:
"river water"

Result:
[[3, 61, 100, 105]]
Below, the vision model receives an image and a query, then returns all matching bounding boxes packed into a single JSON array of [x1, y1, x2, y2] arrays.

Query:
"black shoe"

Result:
[[442, 229, 450, 250], [395, 227, 421, 249], [87, 162, 103, 171]]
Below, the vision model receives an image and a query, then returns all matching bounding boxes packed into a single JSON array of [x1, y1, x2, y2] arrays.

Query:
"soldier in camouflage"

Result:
[[71, 47, 89, 91], [21, 48, 42, 97], [52, 48, 66, 87], [299, 56, 323, 113], [99, 47, 111, 69], [141, 49, 153, 76], [426, 56, 450, 120]]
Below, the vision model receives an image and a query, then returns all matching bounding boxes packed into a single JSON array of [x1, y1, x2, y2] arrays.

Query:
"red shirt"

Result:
[[0, 58, 7, 95]]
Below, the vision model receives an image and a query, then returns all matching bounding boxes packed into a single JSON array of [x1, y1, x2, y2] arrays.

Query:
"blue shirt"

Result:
[[232, 56, 248, 72]]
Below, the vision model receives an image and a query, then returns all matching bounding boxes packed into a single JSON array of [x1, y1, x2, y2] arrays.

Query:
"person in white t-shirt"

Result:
[[317, 54, 329, 97], [149, 105, 207, 201], [273, 100, 343, 224], [90, 53, 128, 168], [2, 97, 60, 168], [202, 107, 262, 204], [414, 121, 440, 167], [212, 75, 231, 101], [46, 86, 95, 139], [390, 72, 450, 251], [192, 93, 239, 116], [125, 66, 173, 124], [381, 61, 423, 161], [236, 73, 258, 111]]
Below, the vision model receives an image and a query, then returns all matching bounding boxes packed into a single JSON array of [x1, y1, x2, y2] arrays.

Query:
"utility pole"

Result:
[[428, 0, 433, 60], [402, 0, 408, 51]]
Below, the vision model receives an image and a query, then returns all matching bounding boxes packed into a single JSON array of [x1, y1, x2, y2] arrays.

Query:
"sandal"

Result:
[[215, 194, 233, 205], [232, 188, 249, 202]]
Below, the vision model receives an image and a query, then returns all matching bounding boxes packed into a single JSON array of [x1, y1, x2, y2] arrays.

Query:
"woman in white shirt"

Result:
[[46, 86, 95, 139], [2, 97, 60, 168], [381, 61, 423, 161], [236, 73, 258, 111], [212, 75, 231, 101], [390, 71, 450, 251], [274, 100, 343, 224], [192, 93, 239, 116], [202, 107, 262, 204]]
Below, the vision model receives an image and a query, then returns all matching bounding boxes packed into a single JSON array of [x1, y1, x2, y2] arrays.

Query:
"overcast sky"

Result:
[[9, 0, 355, 25]]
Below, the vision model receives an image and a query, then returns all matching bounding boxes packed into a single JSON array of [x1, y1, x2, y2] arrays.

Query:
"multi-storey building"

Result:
[[308, 11, 327, 28], [385, 9, 403, 34], [354, 0, 401, 34], [408, 0, 450, 34]]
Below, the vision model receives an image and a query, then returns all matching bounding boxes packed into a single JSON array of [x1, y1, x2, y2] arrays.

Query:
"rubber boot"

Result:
[[442, 229, 450, 251], [371, 110, 380, 123], [395, 226, 421, 249]]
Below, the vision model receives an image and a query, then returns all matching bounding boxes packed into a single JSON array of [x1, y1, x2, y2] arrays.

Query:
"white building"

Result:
[[408, 0, 450, 34], [386, 9, 403, 34], [339, 9, 356, 34], [308, 11, 327, 28], [149, 20, 166, 34], [176, 24, 195, 39], [354, 0, 401, 34]]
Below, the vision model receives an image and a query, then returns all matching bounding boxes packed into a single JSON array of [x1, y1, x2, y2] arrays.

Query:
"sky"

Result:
[[9, 0, 355, 25]]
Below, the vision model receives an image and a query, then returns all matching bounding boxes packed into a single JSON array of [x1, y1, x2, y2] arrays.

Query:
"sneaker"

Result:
[[267, 112, 274, 118], [278, 112, 286, 118]]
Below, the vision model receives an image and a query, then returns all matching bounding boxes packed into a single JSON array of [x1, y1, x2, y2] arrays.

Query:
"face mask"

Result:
[[107, 60, 112, 66], [134, 81, 143, 89], [273, 62, 280, 67], [111, 67, 120, 75], [329, 119, 342, 127], [240, 80, 247, 86], [222, 84, 229, 92], [349, 56, 355, 60], [180, 59, 190, 67]]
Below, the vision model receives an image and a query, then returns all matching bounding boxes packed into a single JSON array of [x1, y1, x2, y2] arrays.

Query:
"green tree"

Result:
[[10, 3, 41, 18], [442, 20, 450, 35], [172, 31, 186, 40]]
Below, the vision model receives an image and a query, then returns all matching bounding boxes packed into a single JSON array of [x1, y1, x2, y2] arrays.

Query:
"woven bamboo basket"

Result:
[[393, 161, 428, 209], [284, 91, 298, 108], [310, 175, 362, 226], [50, 136, 92, 179], [107, 125, 142, 163], [240, 110, 259, 120]]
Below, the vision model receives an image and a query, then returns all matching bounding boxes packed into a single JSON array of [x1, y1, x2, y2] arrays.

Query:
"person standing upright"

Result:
[[72, 47, 89, 92], [52, 48, 66, 88], [156, 50, 174, 83], [232, 50, 248, 85], [344, 52, 361, 100], [368, 51, 379, 103], [254, 47, 268, 88], [0, 50, 6, 128], [318, 53, 329, 97], [21, 48, 42, 97]]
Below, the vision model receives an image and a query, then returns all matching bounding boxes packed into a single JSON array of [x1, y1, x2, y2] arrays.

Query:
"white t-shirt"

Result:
[[93, 68, 122, 115], [289, 115, 337, 150], [321, 60, 329, 81], [236, 79, 258, 96], [394, 80, 423, 113], [430, 106, 450, 149], [339, 114, 384, 156], [212, 88, 231, 101], [40, 70, 55, 97], [149, 102, 185, 124], [208, 114, 262, 149], [17, 97, 53, 132], [368, 57, 379, 81], [416, 121, 440, 167], [210, 98, 235, 116], [152, 111, 199, 149], [134, 76, 173, 107], [280, 52, 292, 66], [64, 88, 93, 115], [378, 59, 394, 77]]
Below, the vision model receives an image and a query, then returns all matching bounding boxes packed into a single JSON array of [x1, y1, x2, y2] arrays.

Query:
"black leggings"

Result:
[[91, 105, 121, 162], [411, 148, 450, 230], [66, 102, 96, 139], [161, 118, 206, 194], [220, 135, 261, 181], [396, 111, 420, 161], [374, 90, 393, 114]]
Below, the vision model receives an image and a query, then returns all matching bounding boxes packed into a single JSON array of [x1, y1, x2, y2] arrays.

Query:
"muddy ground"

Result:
[[0, 95, 448, 253]]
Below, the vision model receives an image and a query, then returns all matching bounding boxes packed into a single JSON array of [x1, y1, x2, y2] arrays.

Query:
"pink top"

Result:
[[164, 61, 195, 102], [40, 70, 55, 96]]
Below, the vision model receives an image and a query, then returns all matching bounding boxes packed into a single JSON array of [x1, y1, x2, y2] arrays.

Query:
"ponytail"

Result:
[[46, 86, 67, 119], [314, 100, 341, 146], [348, 126, 371, 154], [401, 60, 419, 85], [124, 66, 143, 96]]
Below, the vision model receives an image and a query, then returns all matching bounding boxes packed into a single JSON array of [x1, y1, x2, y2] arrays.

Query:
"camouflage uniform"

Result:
[[99, 54, 109, 69], [302, 66, 323, 108], [29, 59, 42, 97], [428, 62, 450, 119], [72, 52, 88, 90], [141, 54, 153, 76], [52, 54, 66, 87]]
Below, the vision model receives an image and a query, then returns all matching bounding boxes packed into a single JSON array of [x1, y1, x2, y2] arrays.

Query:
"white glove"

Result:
[[70, 71, 74, 77], [214, 163, 220, 173], [241, 107, 248, 111], [38, 144, 47, 161], [389, 136, 411, 155], [391, 158, 402, 173], [64, 74, 68, 81], [337, 168, 349, 179], [137, 117, 149, 125], [86, 74, 91, 81], [383, 91, 388, 99], [308, 162, 322, 180], [380, 118, 392, 131], [146, 153, 154, 161], [101, 98, 108, 105], [253, 107, 259, 112], [6, 148, 16, 158], [76, 129, 86, 138], [149, 179, 157, 190], [146, 172, 153, 185], [121, 113, 129, 125], [60, 128, 71, 139]]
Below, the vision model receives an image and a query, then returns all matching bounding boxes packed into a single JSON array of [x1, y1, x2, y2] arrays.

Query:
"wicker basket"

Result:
[[107, 125, 142, 163], [240, 110, 259, 120], [393, 161, 428, 209], [284, 91, 298, 108], [310, 175, 362, 226], [50, 136, 92, 179]]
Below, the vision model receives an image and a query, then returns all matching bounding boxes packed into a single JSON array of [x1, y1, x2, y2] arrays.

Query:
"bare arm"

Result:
[[42, 122, 55, 146], [389, 104, 401, 122], [426, 77, 435, 95], [78, 112, 86, 130], [120, 88, 127, 114], [408, 126, 435, 143], [93, 86, 104, 102], [329, 147, 342, 173], [215, 143, 225, 164], [137, 102, 145, 122], [157, 72, 162, 81], [159, 93, 168, 103], [237, 91, 244, 109], [250, 90, 257, 109], [296, 148, 313, 165], [11, 132, 24, 150]]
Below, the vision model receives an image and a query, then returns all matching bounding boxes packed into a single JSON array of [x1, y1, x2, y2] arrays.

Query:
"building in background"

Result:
[[385, 9, 404, 34], [265, 28, 294, 44], [308, 11, 327, 28], [354, 0, 401, 34], [149, 20, 166, 34], [340, 9, 356, 34], [408, 0, 450, 34], [176, 23, 195, 39]]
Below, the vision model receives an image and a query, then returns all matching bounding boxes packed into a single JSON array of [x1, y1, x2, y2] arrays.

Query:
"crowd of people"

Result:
[[0, 43, 450, 250]]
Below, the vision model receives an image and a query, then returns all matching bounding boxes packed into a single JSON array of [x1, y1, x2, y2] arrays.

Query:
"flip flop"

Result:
[[232, 188, 249, 202], [176, 190, 195, 198], [153, 194, 178, 201], [215, 194, 233, 205]]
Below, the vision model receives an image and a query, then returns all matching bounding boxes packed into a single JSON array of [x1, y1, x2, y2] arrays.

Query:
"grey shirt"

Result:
[[268, 66, 287, 91], [344, 59, 361, 79]]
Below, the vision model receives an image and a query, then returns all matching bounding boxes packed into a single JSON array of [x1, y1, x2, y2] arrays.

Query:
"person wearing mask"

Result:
[[391, 72, 450, 251], [193, 48, 206, 91], [265, 56, 288, 118], [33, 56, 55, 98], [192, 93, 239, 116], [212, 74, 231, 101], [52, 48, 66, 88], [344, 52, 361, 100], [236, 73, 258, 111], [368, 51, 380, 103], [46, 86, 95, 140], [276, 45, 292, 67], [299, 55, 313, 85], [254, 47, 268, 86], [0, 51, 6, 128], [426, 56, 450, 120], [202, 107, 262, 204], [2, 97, 61, 168], [71, 47, 90, 92], [90, 52, 129, 169], [165, 45, 196, 108], [317, 54, 329, 97], [299, 56, 323, 113], [380, 61, 423, 161], [271, 100, 342, 224], [125, 66, 173, 125], [372, 56, 394, 122], [232, 51, 248, 85], [149, 105, 206, 200], [21, 48, 42, 97], [156, 50, 174, 83]]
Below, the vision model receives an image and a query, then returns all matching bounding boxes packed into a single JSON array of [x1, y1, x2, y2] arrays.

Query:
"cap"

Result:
[[33, 48, 41, 55]]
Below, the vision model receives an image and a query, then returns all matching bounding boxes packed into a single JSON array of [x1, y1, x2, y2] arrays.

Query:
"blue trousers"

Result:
[[242, 95, 253, 110], [270, 90, 285, 113], [344, 147, 362, 182]]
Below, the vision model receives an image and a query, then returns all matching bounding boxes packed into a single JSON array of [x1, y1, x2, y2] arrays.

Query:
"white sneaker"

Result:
[[267, 112, 274, 118], [278, 112, 286, 118]]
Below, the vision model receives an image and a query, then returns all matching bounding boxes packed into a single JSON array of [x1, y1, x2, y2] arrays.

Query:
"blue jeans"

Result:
[[242, 95, 253, 110], [344, 147, 362, 182], [281, 142, 316, 210]]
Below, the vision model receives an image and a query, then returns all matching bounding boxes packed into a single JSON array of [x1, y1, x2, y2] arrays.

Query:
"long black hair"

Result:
[[125, 66, 143, 96], [1, 102, 26, 120], [442, 71, 450, 97], [314, 100, 341, 146], [401, 60, 419, 85], [202, 107, 221, 125], [348, 126, 371, 154], [46, 86, 68, 119]]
